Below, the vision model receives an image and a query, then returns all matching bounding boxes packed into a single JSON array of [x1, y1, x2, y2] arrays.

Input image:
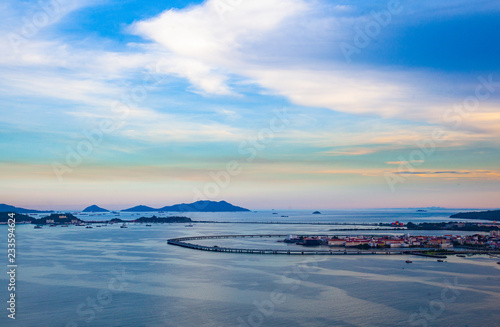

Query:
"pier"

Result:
[[167, 234, 500, 256], [169, 234, 410, 256]]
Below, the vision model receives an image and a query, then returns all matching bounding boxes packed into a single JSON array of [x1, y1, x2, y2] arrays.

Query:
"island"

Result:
[[0, 204, 53, 213], [82, 205, 109, 213], [121, 205, 157, 212], [31, 213, 83, 225], [450, 209, 500, 221], [122, 200, 250, 212], [312, 211, 321, 214]]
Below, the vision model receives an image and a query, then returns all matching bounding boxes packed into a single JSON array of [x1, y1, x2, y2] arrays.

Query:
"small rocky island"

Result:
[[312, 211, 321, 214]]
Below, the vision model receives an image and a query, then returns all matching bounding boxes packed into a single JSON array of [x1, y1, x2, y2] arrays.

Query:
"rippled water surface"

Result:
[[0, 210, 499, 326]]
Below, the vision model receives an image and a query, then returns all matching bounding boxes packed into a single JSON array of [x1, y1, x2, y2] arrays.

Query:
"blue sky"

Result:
[[1, 0, 500, 210]]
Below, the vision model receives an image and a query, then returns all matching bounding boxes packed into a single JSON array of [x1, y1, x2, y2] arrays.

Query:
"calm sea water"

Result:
[[0, 210, 499, 327]]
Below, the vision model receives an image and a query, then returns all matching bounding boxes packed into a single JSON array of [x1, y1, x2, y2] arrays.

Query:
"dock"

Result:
[[168, 234, 406, 255], [167, 234, 500, 256]]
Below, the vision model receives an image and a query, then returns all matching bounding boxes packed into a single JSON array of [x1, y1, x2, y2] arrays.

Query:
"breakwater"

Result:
[[167, 234, 500, 256]]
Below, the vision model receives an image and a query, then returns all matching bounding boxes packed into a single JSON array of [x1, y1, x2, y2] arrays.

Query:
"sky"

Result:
[[1, 0, 500, 210]]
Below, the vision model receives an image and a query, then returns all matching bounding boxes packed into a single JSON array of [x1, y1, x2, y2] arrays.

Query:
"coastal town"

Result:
[[285, 230, 500, 250]]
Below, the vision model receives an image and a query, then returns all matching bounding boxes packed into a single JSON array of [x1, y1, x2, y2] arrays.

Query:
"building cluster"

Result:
[[287, 232, 500, 249]]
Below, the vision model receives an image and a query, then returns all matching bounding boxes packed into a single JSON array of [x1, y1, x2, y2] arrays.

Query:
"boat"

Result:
[[284, 235, 300, 243], [497, 262, 500, 265], [120, 224, 128, 228], [457, 254, 466, 257], [146, 224, 152, 227], [86, 226, 93, 229], [437, 259, 444, 262], [185, 224, 194, 227], [61, 225, 69, 227], [405, 260, 413, 263], [34, 225, 42, 229]]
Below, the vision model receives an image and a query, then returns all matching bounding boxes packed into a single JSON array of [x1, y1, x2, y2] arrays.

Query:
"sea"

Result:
[[0, 209, 499, 327]]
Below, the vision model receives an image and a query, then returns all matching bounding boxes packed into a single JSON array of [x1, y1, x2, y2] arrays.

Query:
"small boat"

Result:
[[405, 260, 413, 263], [437, 259, 444, 262], [457, 254, 466, 258], [49, 224, 57, 227], [34, 225, 42, 229], [185, 224, 194, 227], [497, 262, 500, 265], [146, 224, 152, 227], [120, 224, 128, 228], [86, 226, 93, 229], [61, 225, 69, 227]]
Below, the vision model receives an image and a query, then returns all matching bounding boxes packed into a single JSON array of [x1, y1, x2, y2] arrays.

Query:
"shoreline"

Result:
[[167, 234, 500, 256]]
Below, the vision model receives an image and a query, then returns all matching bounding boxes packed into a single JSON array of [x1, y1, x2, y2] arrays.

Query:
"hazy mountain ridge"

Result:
[[0, 204, 53, 213]]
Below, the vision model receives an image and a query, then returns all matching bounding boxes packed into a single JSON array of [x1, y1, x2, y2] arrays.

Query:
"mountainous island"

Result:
[[122, 200, 250, 212], [83, 205, 109, 212], [450, 209, 500, 221], [0, 203, 53, 213]]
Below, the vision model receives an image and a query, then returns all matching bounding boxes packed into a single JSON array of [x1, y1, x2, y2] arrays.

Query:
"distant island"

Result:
[[31, 213, 83, 225], [312, 211, 321, 214], [83, 205, 109, 213], [0, 212, 83, 225], [450, 209, 500, 221], [122, 200, 250, 212], [0, 203, 53, 214]]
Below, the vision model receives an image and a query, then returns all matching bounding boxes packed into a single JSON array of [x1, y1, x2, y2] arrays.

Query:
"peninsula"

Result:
[[450, 209, 500, 221]]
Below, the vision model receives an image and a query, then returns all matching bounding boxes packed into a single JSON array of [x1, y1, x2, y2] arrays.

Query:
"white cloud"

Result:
[[127, 0, 500, 148], [129, 0, 431, 119], [131, 0, 308, 95], [1, 0, 500, 149]]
